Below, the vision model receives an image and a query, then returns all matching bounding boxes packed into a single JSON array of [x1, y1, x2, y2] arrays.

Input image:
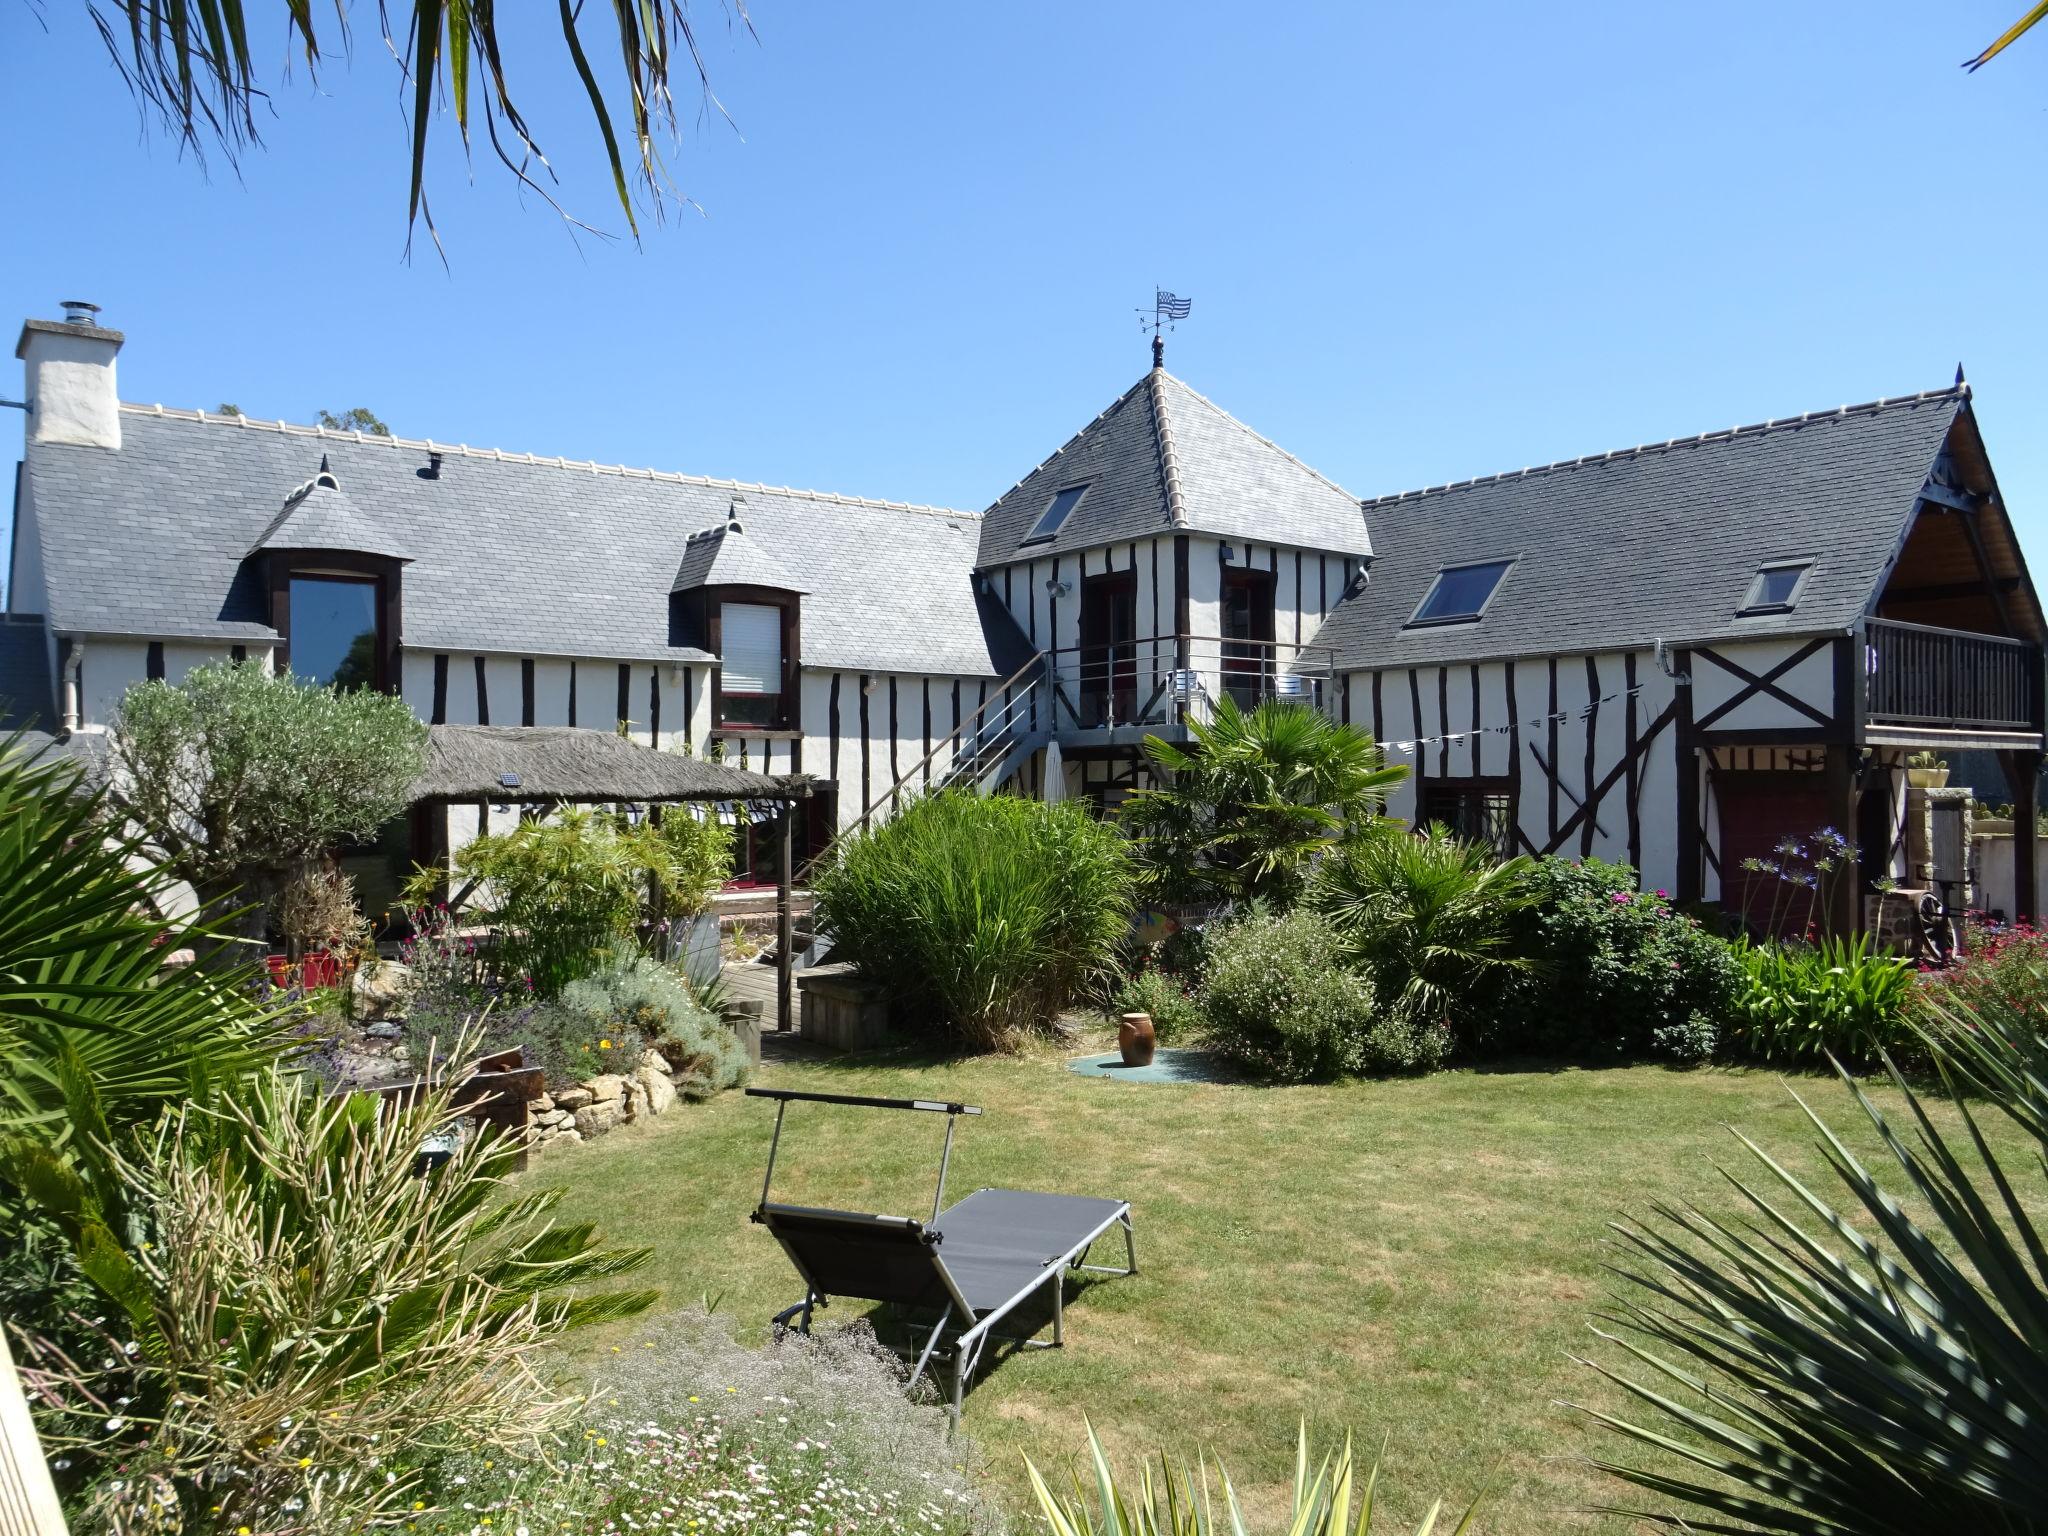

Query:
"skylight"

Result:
[[1025, 484, 1089, 542], [1408, 559, 1513, 626], [1741, 559, 1813, 614]]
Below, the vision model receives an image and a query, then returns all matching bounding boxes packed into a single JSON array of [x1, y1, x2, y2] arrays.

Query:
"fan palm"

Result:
[[1120, 695, 1407, 908], [1968, 6, 2048, 69], [0, 738, 295, 1149], [1310, 824, 1537, 1032], [81, 1, 752, 248], [1574, 990, 2048, 1532]]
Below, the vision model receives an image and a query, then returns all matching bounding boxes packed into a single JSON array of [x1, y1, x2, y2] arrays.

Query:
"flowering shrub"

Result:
[[408, 1311, 996, 1536], [1915, 918, 2048, 1017], [1201, 909, 1414, 1080], [1735, 826, 1860, 941], [1491, 857, 1742, 1062]]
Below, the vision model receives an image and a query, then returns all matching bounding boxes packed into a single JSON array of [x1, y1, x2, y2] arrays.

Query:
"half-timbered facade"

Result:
[[8, 302, 2043, 924]]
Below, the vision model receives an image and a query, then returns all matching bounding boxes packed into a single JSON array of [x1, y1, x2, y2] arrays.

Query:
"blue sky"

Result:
[[4, 3, 2046, 549]]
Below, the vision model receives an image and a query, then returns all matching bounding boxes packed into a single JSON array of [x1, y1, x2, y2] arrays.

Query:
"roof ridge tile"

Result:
[[1360, 384, 1966, 508], [115, 401, 982, 522], [1147, 369, 1190, 528]]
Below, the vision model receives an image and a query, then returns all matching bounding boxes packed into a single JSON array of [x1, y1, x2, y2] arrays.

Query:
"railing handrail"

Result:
[[1864, 615, 2033, 650], [1047, 633, 1338, 673]]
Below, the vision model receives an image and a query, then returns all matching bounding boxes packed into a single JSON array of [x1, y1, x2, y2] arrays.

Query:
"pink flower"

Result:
[[1654, 889, 1668, 899]]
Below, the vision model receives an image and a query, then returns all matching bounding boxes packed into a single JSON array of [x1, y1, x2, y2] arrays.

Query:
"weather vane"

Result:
[[1138, 288, 1192, 366]]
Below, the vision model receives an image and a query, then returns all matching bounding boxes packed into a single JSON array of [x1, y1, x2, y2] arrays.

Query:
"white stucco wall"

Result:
[[20, 329, 122, 450]]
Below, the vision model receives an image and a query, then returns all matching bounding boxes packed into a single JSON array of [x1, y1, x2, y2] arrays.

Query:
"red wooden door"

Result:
[[1715, 771, 1831, 937]]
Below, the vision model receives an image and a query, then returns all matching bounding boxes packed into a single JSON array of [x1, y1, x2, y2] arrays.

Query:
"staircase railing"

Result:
[[799, 650, 1050, 879]]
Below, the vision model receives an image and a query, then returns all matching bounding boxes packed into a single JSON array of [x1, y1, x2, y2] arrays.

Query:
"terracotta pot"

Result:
[[1118, 1012, 1157, 1068]]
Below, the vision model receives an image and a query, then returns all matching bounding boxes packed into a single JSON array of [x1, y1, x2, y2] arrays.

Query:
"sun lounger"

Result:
[[746, 1087, 1135, 1425]]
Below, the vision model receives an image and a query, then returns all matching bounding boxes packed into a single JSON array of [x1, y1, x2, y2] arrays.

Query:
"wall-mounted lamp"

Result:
[[1044, 577, 1073, 598], [1218, 543, 1237, 565]]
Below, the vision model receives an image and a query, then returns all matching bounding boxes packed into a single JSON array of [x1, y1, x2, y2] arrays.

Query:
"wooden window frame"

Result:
[[708, 585, 802, 733], [266, 551, 403, 693], [1418, 774, 1517, 858]]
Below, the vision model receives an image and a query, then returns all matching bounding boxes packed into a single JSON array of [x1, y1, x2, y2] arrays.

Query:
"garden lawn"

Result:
[[533, 1044, 2041, 1531]]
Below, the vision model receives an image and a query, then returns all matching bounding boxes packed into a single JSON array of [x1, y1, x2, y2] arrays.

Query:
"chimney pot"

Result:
[[59, 300, 102, 328]]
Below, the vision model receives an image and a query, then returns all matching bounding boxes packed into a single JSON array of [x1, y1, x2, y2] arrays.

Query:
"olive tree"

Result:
[[111, 661, 427, 939]]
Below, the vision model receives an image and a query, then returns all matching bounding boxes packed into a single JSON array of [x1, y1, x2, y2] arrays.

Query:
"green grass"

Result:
[[531, 1037, 2041, 1531]]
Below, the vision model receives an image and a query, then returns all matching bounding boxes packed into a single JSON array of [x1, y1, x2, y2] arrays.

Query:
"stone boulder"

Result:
[[636, 1063, 677, 1116], [586, 1073, 628, 1105], [555, 1084, 595, 1112], [352, 960, 412, 1022], [574, 1100, 621, 1138]]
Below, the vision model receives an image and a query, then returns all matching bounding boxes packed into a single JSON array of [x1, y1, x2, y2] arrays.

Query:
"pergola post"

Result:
[[1823, 742, 1861, 937], [776, 801, 796, 1033]]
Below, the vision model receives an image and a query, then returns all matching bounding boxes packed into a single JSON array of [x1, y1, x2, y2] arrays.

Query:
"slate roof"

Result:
[[249, 458, 413, 561], [1313, 387, 1969, 671], [0, 616, 55, 731], [976, 368, 1371, 565], [26, 408, 1009, 677], [671, 506, 810, 594]]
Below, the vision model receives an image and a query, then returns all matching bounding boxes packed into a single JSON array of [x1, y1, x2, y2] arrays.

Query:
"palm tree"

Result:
[[1118, 695, 1407, 909], [1968, 6, 2047, 69], [1310, 824, 1537, 1033], [77, 1, 754, 249]]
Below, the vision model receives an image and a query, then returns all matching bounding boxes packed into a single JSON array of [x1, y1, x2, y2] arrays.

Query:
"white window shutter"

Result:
[[721, 602, 783, 694]]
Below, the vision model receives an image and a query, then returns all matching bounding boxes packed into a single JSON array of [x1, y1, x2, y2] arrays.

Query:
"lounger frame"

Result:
[[746, 1087, 1136, 1426]]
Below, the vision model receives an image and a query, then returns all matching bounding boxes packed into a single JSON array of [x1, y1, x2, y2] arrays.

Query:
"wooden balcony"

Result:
[[1865, 617, 2043, 736]]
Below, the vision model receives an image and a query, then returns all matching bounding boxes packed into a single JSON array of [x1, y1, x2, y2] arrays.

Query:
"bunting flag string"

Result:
[[1382, 683, 1648, 755]]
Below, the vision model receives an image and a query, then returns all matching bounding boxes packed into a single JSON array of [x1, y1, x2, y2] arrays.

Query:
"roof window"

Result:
[[1024, 484, 1089, 543], [1408, 558, 1513, 626], [1741, 559, 1814, 615]]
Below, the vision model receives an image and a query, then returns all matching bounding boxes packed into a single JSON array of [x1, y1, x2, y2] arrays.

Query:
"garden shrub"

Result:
[[1724, 934, 1915, 1066], [1491, 857, 1743, 1063], [812, 790, 1135, 1050], [407, 1309, 997, 1536], [1113, 966, 1206, 1043], [557, 953, 747, 1093], [1925, 918, 2048, 1016], [1202, 909, 1406, 1080]]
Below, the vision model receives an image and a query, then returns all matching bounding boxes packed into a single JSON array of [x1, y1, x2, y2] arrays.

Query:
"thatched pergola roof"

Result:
[[408, 725, 799, 805]]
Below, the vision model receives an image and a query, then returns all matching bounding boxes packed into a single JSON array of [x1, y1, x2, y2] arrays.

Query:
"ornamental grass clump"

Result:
[[813, 791, 1135, 1050], [1028, 1420, 1481, 1536]]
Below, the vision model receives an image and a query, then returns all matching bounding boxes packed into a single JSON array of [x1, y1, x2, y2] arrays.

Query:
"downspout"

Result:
[[56, 635, 80, 737]]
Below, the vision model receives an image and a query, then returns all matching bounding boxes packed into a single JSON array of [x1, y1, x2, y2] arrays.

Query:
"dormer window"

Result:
[[1741, 559, 1814, 615], [1024, 484, 1089, 543], [250, 457, 408, 692], [1408, 558, 1513, 627]]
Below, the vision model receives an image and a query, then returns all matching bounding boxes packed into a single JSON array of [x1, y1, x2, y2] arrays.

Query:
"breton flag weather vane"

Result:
[[1139, 288, 1192, 365]]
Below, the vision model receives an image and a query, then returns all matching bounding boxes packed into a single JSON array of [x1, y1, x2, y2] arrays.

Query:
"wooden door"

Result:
[[1079, 571, 1138, 726], [1222, 568, 1276, 708], [1714, 771, 1831, 937]]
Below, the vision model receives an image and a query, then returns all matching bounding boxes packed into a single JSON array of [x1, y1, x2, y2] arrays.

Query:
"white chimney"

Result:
[[15, 301, 123, 450]]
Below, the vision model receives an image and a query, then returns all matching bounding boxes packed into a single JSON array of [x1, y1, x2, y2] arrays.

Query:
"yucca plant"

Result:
[[1121, 696, 1407, 908], [1575, 989, 2048, 1532], [1027, 1421, 1482, 1536], [1309, 825, 1537, 1038], [0, 737, 296, 1148], [4, 1054, 657, 1532]]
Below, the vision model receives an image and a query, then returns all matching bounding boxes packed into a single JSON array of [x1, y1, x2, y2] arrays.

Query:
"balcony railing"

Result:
[[1865, 617, 2043, 733], [1046, 634, 1337, 732]]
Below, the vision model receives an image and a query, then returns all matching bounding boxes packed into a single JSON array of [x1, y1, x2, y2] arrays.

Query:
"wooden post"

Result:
[[1824, 743, 1861, 937], [1674, 651, 1701, 905], [0, 1325, 68, 1535], [775, 803, 795, 1034], [2005, 751, 2041, 925]]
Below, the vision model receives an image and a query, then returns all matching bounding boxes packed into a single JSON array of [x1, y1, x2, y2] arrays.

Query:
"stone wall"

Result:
[[526, 1047, 683, 1151]]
